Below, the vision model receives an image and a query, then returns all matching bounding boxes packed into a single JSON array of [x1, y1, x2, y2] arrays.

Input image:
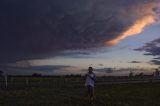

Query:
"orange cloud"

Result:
[[106, 3, 157, 46]]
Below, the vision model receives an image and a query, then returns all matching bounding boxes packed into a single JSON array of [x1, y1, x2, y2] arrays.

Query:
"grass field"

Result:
[[0, 77, 160, 106]]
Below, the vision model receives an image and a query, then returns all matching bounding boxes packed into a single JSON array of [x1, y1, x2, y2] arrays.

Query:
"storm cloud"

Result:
[[0, 0, 159, 62]]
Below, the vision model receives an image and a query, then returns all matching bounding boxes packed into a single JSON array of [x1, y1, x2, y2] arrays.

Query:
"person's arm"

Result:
[[93, 74, 96, 81], [89, 73, 96, 81]]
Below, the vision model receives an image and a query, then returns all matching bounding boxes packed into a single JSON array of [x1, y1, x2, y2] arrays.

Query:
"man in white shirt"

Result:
[[85, 67, 96, 103]]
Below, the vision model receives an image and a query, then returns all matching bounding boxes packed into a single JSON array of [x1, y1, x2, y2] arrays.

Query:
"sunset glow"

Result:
[[106, 15, 155, 45]]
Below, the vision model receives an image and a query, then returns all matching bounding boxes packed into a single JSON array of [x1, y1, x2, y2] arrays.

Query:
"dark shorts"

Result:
[[87, 85, 94, 96]]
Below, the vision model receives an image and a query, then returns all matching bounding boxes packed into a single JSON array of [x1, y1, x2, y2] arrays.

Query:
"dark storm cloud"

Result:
[[0, 0, 159, 62]]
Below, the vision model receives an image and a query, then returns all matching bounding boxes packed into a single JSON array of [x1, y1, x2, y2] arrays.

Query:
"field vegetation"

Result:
[[0, 76, 160, 106]]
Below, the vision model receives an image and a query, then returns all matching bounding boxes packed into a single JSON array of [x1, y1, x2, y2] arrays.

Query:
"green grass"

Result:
[[0, 77, 160, 106]]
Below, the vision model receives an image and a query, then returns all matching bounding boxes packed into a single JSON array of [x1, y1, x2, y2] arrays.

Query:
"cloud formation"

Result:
[[107, 2, 158, 45], [135, 38, 160, 65], [0, 0, 159, 62], [151, 60, 160, 65], [128, 61, 142, 63], [135, 38, 160, 56], [0, 64, 74, 75]]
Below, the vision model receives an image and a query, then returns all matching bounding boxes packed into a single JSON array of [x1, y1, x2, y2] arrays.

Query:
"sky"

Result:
[[0, 0, 160, 76]]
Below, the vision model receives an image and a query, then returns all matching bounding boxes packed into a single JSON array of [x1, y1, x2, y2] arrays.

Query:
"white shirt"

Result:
[[85, 72, 96, 87]]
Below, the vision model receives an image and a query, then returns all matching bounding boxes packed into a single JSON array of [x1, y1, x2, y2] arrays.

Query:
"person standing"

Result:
[[85, 67, 96, 103]]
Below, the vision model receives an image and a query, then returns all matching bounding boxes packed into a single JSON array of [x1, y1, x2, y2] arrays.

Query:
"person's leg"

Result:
[[90, 86, 94, 100], [85, 85, 90, 98], [88, 85, 94, 104], [87, 85, 90, 96]]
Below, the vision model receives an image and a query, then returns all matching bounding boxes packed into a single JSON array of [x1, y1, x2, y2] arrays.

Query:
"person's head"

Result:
[[88, 67, 93, 73]]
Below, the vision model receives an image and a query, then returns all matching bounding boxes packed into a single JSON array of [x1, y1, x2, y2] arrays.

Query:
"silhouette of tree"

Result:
[[32, 73, 42, 77], [155, 69, 160, 76], [129, 71, 133, 77], [139, 72, 144, 76]]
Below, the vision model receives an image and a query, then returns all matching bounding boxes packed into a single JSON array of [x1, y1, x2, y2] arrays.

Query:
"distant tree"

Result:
[[129, 71, 133, 77], [139, 72, 144, 76], [155, 69, 160, 77], [32, 73, 42, 77]]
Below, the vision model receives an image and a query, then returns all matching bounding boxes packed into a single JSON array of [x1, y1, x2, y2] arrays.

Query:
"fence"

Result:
[[0, 76, 84, 89], [0, 76, 160, 89]]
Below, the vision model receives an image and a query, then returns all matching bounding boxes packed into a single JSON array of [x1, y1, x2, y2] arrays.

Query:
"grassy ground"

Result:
[[0, 77, 160, 106]]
